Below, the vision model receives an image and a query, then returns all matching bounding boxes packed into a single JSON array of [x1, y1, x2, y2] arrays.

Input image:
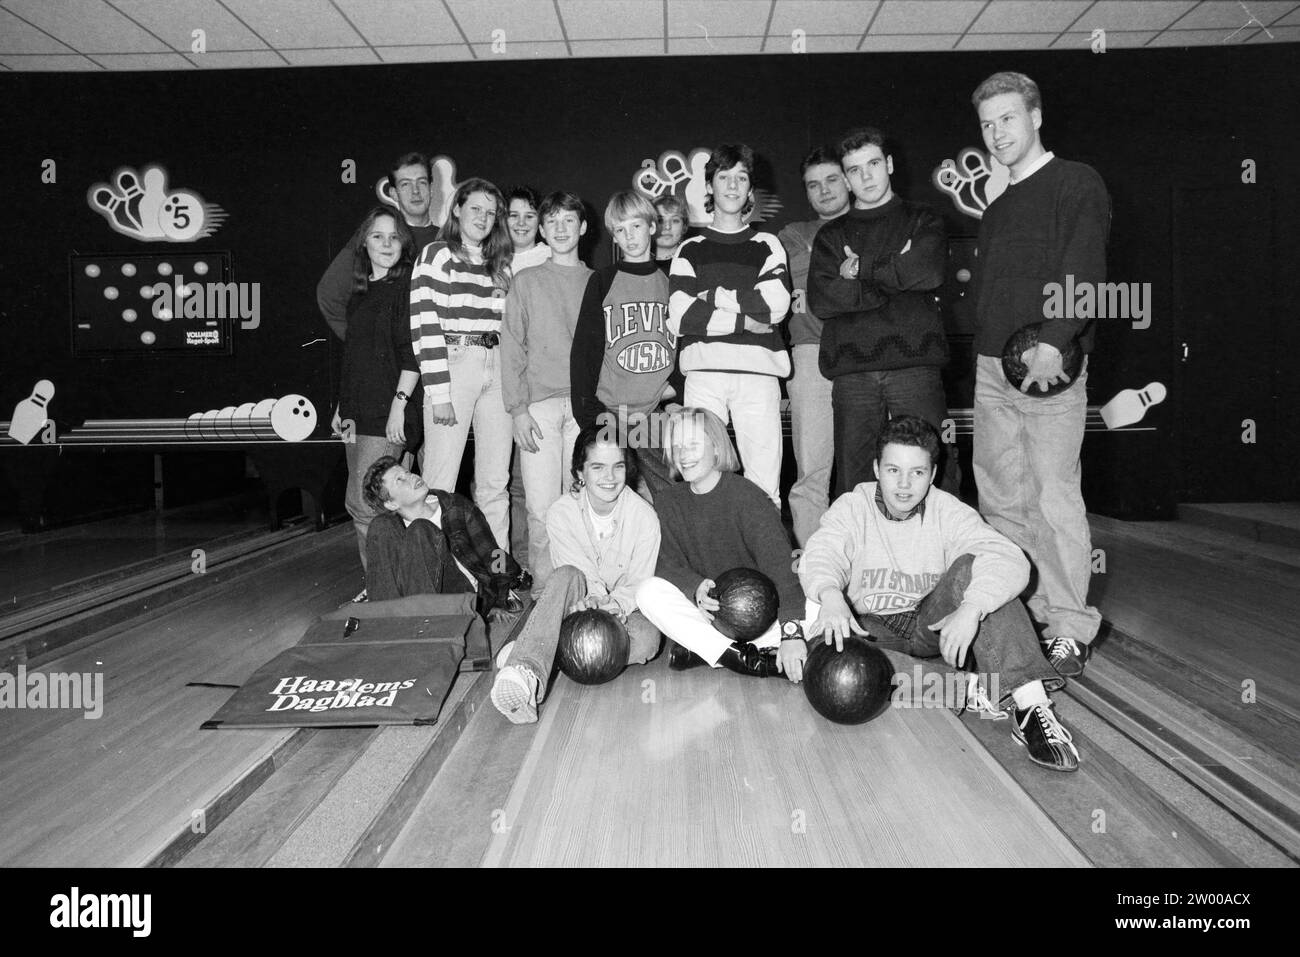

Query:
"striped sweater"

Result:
[[668, 226, 792, 378], [409, 241, 507, 402]]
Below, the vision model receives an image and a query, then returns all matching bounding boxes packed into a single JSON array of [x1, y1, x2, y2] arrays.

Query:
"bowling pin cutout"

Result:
[[1101, 382, 1167, 430], [8, 380, 55, 445]]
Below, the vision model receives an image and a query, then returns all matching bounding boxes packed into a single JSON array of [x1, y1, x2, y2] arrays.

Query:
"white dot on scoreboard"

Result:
[[141, 331, 157, 345], [121, 263, 137, 277], [140, 285, 155, 299], [85, 264, 101, 278], [158, 308, 173, 321], [122, 308, 138, 322], [193, 261, 210, 276], [104, 286, 119, 300], [177, 283, 191, 299], [158, 262, 173, 276]]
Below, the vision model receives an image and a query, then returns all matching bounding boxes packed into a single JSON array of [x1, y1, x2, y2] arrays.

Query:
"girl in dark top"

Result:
[[636, 407, 807, 679], [334, 207, 422, 585]]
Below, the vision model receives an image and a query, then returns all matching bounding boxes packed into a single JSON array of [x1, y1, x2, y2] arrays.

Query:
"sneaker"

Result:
[[1011, 702, 1080, 772], [1044, 636, 1088, 678], [955, 673, 1008, 721], [494, 641, 516, 670], [491, 664, 540, 724]]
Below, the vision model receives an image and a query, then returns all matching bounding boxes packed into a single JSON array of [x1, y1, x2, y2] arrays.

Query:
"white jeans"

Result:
[[684, 371, 783, 508], [636, 577, 817, 665], [420, 344, 513, 550], [786, 343, 835, 546], [517, 395, 580, 594]]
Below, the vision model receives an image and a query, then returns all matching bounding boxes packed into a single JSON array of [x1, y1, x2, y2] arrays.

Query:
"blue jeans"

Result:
[[854, 554, 1062, 708], [788, 343, 835, 546], [830, 366, 960, 497], [344, 433, 404, 573], [973, 355, 1101, 644]]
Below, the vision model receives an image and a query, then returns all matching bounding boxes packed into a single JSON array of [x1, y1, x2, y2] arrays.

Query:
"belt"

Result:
[[445, 332, 500, 349]]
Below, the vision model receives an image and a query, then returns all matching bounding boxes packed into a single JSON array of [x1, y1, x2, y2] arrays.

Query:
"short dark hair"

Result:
[[388, 152, 431, 190], [838, 127, 891, 162], [570, 424, 640, 495], [539, 190, 586, 225], [971, 71, 1042, 112], [506, 185, 542, 211], [875, 415, 941, 468], [704, 144, 757, 216], [800, 146, 840, 179], [362, 455, 402, 511]]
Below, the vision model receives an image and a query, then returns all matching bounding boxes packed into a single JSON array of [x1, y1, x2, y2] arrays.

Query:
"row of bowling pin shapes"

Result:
[[72, 394, 318, 443]]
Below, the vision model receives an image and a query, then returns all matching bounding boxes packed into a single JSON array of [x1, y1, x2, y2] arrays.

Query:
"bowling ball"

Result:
[[557, 609, 630, 685], [803, 635, 895, 725], [709, 567, 779, 643], [1001, 321, 1083, 397]]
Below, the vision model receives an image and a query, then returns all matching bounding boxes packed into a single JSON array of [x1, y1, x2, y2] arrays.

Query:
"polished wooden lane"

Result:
[[388, 651, 1087, 868], [0, 526, 359, 866]]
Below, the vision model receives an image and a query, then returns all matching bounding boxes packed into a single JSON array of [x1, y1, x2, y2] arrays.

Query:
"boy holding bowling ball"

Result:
[[798, 416, 1079, 771]]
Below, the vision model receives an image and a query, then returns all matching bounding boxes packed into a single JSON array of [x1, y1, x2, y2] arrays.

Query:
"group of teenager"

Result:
[[316, 70, 1109, 773]]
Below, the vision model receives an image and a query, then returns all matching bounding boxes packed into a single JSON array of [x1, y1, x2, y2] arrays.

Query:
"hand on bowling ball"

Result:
[[775, 637, 808, 684], [808, 590, 869, 652], [1019, 342, 1069, 395], [695, 578, 720, 622], [386, 405, 406, 445], [927, 601, 981, 668], [430, 401, 457, 427]]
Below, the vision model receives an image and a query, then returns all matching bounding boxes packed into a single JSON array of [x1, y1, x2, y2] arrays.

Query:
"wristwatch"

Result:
[[395, 390, 410, 402], [780, 620, 805, 642]]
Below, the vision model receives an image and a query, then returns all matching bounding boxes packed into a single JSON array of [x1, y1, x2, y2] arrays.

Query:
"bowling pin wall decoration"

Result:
[[1101, 382, 1167, 430], [375, 154, 459, 230], [64, 395, 317, 444], [7, 380, 56, 445], [87, 165, 226, 242], [932, 148, 1010, 220], [631, 147, 782, 226]]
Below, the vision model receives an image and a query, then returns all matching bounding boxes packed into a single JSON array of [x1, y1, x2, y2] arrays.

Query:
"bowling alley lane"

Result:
[[386, 652, 1088, 868]]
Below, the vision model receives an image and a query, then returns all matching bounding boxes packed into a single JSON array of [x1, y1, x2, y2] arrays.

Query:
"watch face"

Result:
[[783, 621, 799, 636]]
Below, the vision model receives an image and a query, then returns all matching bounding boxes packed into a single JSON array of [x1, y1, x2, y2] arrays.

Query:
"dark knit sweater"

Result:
[[973, 157, 1110, 357], [338, 272, 421, 441], [807, 196, 948, 377], [654, 471, 804, 623], [571, 259, 683, 430]]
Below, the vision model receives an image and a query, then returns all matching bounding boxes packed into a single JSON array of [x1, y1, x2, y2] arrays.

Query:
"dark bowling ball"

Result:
[[1001, 321, 1083, 397], [803, 635, 895, 725], [557, 609, 630, 685], [710, 567, 780, 643]]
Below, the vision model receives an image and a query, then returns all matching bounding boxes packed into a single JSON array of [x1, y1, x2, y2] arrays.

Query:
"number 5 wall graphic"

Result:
[[87, 165, 227, 242]]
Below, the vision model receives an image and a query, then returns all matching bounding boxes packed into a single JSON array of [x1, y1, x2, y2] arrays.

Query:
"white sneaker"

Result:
[[495, 641, 516, 670], [491, 664, 539, 724]]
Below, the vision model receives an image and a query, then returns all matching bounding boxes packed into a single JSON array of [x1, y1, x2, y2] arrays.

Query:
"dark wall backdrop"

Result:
[[1, 43, 1297, 509]]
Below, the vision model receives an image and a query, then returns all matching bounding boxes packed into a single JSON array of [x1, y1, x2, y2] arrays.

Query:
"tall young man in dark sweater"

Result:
[[970, 72, 1110, 678], [807, 129, 957, 498], [317, 153, 442, 341]]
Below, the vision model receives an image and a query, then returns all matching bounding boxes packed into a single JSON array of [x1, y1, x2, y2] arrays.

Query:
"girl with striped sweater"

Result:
[[410, 178, 516, 550]]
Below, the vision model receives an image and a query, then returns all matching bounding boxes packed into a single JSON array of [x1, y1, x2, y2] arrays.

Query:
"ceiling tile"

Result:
[[1146, 27, 1264, 45], [377, 43, 474, 63], [468, 39, 573, 57], [449, 0, 563, 42], [559, 0, 664, 40], [1248, 23, 1300, 40], [1167, 1, 1297, 28], [93, 51, 197, 69], [1051, 30, 1159, 48], [222, 0, 365, 48], [189, 50, 291, 68], [669, 35, 765, 53], [859, 33, 963, 50], [969, 0, 1092, 32], [3, 0, 171, 52], [870, 0, 986, 34], [1081, 1, 1198, 32], [112, 0, 269, 53], [957, 33, 1060, 49], [282, 47, 384, 65], [0, 53, 100, 70], [335, 0, 463, 46], [769, 0, 879, 34], [782, 33, 863, 52], [669, 1, 772, 38], [570, 37, 665, 56], [0, 5, 76, 53]]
